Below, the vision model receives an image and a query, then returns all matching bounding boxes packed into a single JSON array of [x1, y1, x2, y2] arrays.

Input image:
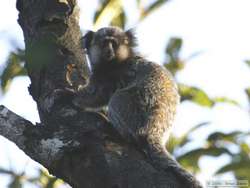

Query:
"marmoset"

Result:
[[73, 27, 202, 188]]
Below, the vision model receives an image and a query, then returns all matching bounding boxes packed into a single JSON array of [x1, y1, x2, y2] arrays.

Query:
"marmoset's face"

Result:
[[88, 27, 131, 67]]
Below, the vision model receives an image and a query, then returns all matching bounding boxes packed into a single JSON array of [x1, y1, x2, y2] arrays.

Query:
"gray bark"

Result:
[[0, 0, 193, 187]]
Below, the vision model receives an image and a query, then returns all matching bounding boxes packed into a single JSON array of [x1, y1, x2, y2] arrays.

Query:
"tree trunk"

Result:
[[0, 0, 196, 187]]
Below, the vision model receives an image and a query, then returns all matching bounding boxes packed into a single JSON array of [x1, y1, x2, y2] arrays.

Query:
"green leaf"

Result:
[[45, 177, 58, 188], [209, 133, 250, 179], [164, 37, 184, 75], [164, 60, 184, 76], [240, 143, 250, 155], [139, 0, 170, 20], [136, 0, 141, 7], [93, 0, 123, 29], [207, 131, 242, 144], [216, 159, 250, 175], [213, 97, 239, 106], [245, 88, 250, 106], [8, 176, 22, 188], [245, 60, 250, 67], [179, 147, 232, 161], [167, 135, 182, 154], [178, 147, 232, 172], [26, 177, 41, 183], [178, 84, 240, 107], [166, 37, 182, 59], [246, 88, 250, 97], [168, 122, 210, 152], [178, 122, 210, 147], [93, 0, 109, 23], [178, 83, 214, 107], [0, 49, 26, 93], [110, 7, 126, 29]]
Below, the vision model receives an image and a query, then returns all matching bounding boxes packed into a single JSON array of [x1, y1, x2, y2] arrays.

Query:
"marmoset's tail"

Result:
[[145, 136, 203, 188]]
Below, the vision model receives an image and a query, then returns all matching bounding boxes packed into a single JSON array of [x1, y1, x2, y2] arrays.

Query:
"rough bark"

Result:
[[0, 0, 196, 187]]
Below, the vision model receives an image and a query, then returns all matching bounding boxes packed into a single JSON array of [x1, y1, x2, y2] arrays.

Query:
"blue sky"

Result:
[[0, 0, 250, 187]]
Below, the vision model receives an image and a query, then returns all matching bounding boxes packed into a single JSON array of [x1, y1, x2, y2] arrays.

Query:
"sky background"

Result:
[[0, 0, 250, 187]]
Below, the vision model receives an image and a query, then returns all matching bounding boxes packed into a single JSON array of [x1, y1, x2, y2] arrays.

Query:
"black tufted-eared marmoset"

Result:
[[73, 27, 202, 188]]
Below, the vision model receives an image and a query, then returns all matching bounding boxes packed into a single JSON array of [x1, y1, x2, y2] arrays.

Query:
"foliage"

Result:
[[174, 129, 250, 178], [93, 0, 125, 29], [246, 88, 250, 106], [178, 83, 239, 107], [244, 61, 250, 108], [137, 0, 170, 20], [164, 35, 250, 180], [164, 37, 239, 107], [164, 37, 184, 75], [245, 60, 250, 68], [0, 168, 65, 188], [0, 49, 26, 93]]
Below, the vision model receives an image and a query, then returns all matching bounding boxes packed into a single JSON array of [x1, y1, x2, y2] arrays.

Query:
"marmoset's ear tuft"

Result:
[[125, 29, 137, 47], [81, 31, 95, 50]]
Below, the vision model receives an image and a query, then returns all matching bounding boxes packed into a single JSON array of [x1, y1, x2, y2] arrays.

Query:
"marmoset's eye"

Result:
[[111, 40, 118, 49]]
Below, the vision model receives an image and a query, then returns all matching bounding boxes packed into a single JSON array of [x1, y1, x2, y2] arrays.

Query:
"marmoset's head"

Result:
[[82, 27, 137, 70]]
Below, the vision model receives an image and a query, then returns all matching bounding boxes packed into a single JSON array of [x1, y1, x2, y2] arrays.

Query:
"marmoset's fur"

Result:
[[73, 27, 202, 187]]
